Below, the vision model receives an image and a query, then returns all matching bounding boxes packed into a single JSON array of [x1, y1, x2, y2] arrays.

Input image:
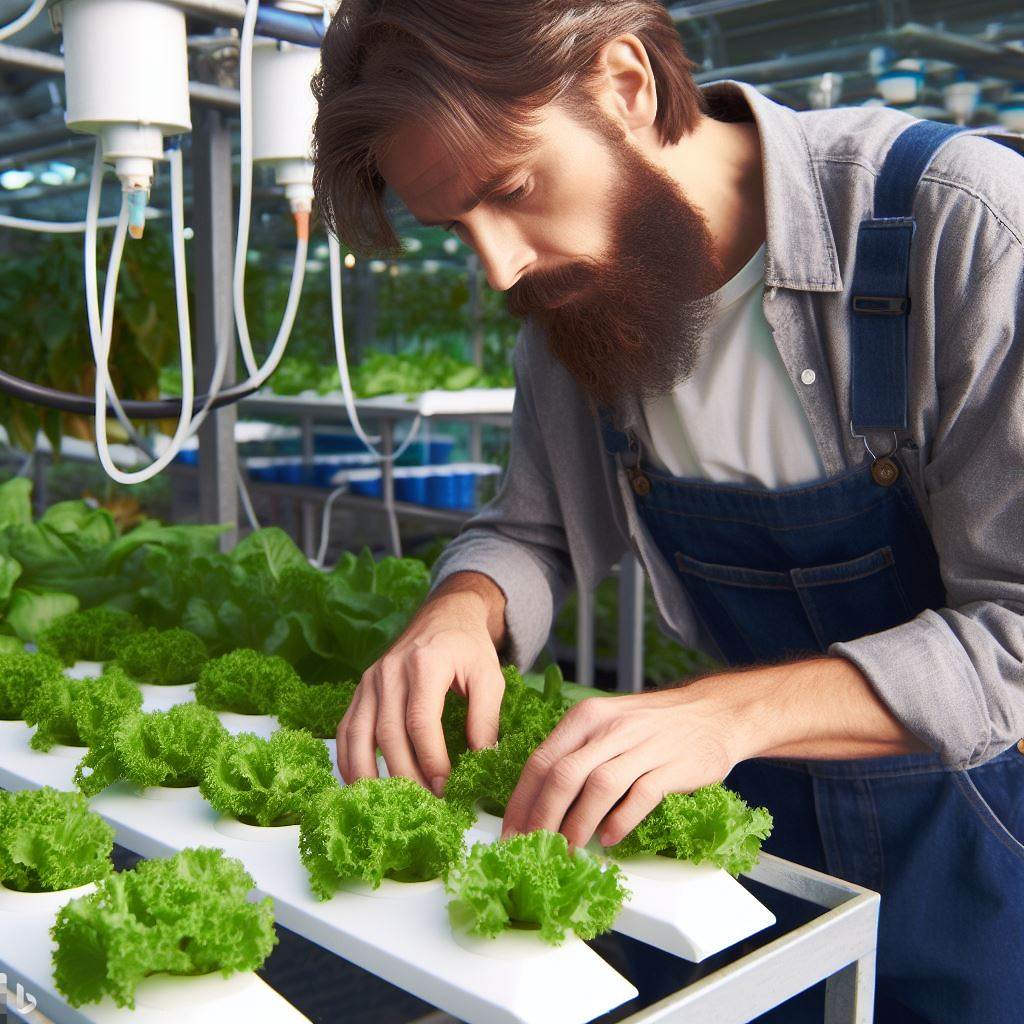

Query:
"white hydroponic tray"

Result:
[[0, 707, 775, 1021], [352, 387, 516, 418], [0, 880, 309, 1023]]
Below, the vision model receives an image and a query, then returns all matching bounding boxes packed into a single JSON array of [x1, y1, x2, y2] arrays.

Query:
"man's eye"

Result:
[[497, 182, 530, 205]]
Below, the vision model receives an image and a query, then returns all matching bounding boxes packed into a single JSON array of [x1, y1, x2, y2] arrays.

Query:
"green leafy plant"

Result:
[[194, 648, 299, 715], [275, 680, 356, 738], [114, 627, 208, 686], [74, 702, 229, 796], [610, 784, 773, 876], [498, 664, 568, 742], [0, 650, 64, 719], [299, 777, 472, 899], [444, 730, 539, 817], [0, 787, 114, 892], [37, 607, 143, 665], [51, 847, 278, 1009], [200, 728, 337, 826], [24, 670, 143, 751], [445, 830, 628, 945]]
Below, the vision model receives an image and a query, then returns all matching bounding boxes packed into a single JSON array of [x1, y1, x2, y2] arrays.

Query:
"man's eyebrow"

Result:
[[417, 163, 529, 228]]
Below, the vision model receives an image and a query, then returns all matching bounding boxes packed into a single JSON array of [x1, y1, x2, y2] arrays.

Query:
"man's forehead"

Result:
[[379, 123, 459, 203]]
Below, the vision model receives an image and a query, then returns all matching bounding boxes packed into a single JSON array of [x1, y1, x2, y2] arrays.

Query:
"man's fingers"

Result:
[[559, 743, 657, 849], [375, 664, 430, 788], [464, 659, 504, 751], [597, 766, 675, 848], [404, 649, 453, 794], [341, 682, 380, 782], [501, 698, 611, 837]]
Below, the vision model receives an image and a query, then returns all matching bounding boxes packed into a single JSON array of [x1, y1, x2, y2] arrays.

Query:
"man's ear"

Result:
[[590, 33, 659, 135]]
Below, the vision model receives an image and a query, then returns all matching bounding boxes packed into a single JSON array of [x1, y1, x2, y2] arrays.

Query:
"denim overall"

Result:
[[601, 122, 1024, 1023]]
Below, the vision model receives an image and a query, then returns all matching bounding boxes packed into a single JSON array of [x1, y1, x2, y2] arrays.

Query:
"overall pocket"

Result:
[[952, 745, 1024, 866], [673, 544, 914, 664]]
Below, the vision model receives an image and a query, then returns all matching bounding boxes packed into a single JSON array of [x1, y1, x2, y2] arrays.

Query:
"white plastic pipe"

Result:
[[0, 209, 166, 233], [0, 0, 47, 41]]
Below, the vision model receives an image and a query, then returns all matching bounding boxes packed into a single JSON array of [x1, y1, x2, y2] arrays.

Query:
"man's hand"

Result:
[[501, 655, 929, 849], [336, 572, 507, 795], [500, 686, 738, 849]]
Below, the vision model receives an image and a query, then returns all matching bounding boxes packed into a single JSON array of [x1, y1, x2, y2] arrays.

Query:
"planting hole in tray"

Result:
[[472, 800, 504, 838], [340, 875, 445, 900], [0, 880, 97, 914], [214, 816, 302, 843], [139, 784, 204, 803], [65, 660, 105, 679], [132, 968, 259, 1009], [137, 682, 195, 711], [47, 742, 89, 760], [215, 711, 278, 738], [450, 921, 570, 962]]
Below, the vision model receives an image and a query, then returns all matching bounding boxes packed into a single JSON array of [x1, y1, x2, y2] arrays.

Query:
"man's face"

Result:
[[380, 101, 722, 406]]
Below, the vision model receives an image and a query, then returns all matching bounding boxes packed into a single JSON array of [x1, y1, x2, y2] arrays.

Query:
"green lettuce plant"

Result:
[[37, 606, 142, 665], [23, 670, 142, 751], [275, 680, 356, 738], [114, 627, 208, 686], [51, 847, 277, 1009], [609, 783, 774, 876], [299, 777, 472, 899], [200, 728, 337, 826], [0, 650, 64, 719], [194, 648, 298, 715], [498, 664, 568, 742], [74, 702, 229, 796], [444, 730, 539, 817], [0, 787, 114, 892], [445, 830, 628, 945]]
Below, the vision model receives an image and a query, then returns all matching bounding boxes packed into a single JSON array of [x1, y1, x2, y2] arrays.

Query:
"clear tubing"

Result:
[[231, 0, 308, 391], [85, 143, 196, 483], [0, 0, 47, 42]]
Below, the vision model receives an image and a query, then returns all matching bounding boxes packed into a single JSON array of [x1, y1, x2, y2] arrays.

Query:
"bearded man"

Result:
[[311, 3, 1024, 1021]]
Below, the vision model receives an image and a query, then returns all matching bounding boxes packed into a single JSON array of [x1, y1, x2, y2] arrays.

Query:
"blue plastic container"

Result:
[[453, 471, 476, 510], [429, 439, 455, 465], [426, 471, 458, 509], [350, 478, 383, 498]]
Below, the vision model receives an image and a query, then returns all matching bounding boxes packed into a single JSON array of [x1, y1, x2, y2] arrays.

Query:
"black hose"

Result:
[[0, 369, 262, 419]]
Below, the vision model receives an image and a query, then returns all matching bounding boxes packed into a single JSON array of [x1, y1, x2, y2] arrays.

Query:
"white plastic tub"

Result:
[[136, 682, 195, 713], [214, 711, 278, 738]]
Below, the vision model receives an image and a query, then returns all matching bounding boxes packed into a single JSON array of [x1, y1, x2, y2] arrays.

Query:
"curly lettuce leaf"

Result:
[[51, 847, 277, 1009], [444, 730, 539, 817], [445, 830, 628, 944], [275, 680, 355, 738], [23, 670, 142, 751], [609, 783, 773, 876], [498, 664, 566, 743], [37, 606, 143, 665], [114, 627, 208, 686], [75, 702, 228, 796], [194, 648, 298, 715], [0, 650, 63, 720], [200, 728, 337, 826], [0, 787, 114, 892], [299, 777, 472, 898]]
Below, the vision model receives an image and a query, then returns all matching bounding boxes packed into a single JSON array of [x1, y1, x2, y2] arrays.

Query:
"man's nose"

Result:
[[469, 222, 533, 292]]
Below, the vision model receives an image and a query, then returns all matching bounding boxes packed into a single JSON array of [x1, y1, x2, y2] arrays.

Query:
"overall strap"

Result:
[[849, 120, 969, 433]]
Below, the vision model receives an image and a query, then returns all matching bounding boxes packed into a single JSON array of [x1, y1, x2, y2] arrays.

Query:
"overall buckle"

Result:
[[852, 295, 910, 316]]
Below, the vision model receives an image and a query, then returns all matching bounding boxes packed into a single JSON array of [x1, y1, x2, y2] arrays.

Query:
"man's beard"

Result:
[[506, 118, 723, 409]]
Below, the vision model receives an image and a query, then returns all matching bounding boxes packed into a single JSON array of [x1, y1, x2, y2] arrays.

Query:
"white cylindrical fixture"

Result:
[[58, 0, 191, 186], [943, 80, 981, 124], [252, 38, 321, 165]]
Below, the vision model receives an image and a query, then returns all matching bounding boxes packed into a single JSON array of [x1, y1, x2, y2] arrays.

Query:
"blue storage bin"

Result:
[[426, 471, 458, 509], [350, 478, 383, 498], [429, 439, 455, 464], [174, 449, 199, 466], [453, 471, 476, 510]]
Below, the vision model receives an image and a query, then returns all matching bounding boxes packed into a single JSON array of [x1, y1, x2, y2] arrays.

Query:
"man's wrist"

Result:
[[427, 571, 508, 646]]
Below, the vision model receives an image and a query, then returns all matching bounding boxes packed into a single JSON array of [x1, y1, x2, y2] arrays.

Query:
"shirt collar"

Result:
[[699, 79, 843, 294]]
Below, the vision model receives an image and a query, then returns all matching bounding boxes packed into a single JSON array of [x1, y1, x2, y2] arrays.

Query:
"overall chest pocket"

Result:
[[673, 545, 914, 664]]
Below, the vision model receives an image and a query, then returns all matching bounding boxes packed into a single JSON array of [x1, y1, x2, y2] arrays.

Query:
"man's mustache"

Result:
[[506, 259, 603, 317]]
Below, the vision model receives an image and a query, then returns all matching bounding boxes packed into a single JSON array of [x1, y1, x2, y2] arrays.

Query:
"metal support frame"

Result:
[[574, 581, 595, 688], [616, 553, 646, 692], [192, 106, 238, 551]]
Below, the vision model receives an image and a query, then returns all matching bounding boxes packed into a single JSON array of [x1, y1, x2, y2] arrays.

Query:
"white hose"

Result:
[[85, 143, 196, 484], [231, 0, 308, 393], [327, 232, 422, 461], [0, 0, 47, 41], [0, 210, 167, 234]]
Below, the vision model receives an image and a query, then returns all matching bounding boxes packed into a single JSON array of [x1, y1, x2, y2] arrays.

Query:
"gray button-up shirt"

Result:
[[433, 79, 1024, 770]]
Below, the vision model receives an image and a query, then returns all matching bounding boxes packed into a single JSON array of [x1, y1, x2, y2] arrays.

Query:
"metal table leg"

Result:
[[616, 554, 645, 692], [380, 421, 402, 558], [574, 581, 595, 688]]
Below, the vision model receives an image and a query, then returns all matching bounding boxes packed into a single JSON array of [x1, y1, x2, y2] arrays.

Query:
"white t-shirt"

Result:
[[641, 242, 826, 488]]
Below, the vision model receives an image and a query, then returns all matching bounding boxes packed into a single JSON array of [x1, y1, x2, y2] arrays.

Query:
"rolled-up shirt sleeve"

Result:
[[829, 219, 1024, 769], [431, 336, 577, 668]]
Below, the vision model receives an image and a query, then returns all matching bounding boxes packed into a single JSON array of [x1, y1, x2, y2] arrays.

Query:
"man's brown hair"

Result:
[[311, 0, 708, 256]]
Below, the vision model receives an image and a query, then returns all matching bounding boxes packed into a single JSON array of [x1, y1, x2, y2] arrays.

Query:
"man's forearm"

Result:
[[686, 655, 930, 763], [425, 571, 508, 650]]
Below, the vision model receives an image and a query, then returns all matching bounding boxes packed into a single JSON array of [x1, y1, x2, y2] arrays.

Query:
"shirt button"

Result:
[[801, 369, 816, 385]]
